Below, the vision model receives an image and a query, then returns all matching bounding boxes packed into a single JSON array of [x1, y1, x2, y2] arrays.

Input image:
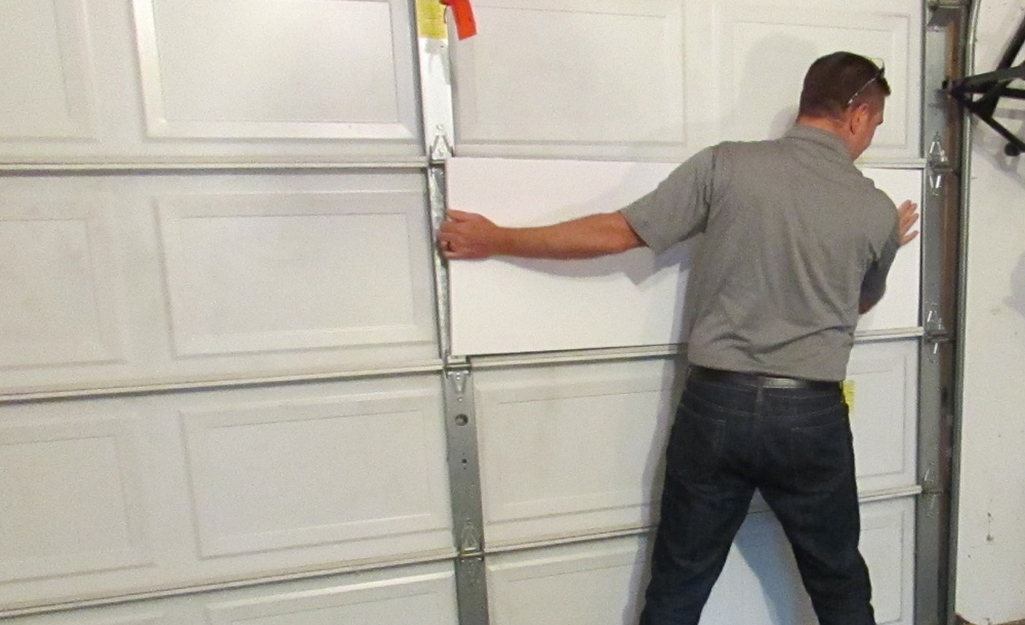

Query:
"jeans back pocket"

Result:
[[786, 411, 854, 488], [667, 404, 727, 484]]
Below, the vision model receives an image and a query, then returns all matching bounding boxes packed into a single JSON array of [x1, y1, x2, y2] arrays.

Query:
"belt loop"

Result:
[[755, 378, 765, 411]]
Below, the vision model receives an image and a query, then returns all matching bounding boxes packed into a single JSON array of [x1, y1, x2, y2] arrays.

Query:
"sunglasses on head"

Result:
[[845, 64, 885, 109]]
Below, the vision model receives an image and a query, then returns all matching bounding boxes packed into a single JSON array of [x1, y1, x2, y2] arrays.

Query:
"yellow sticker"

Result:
[[842, 379, 855, 413], [416, 0, 448, 39]]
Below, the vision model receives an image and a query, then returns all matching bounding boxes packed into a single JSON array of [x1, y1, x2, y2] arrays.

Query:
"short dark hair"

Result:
[[798, 52, 890, 119]]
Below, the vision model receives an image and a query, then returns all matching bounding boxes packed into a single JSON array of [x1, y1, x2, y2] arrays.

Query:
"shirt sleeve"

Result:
[[860, 222, 900, 304], [618, 145, 717, 254]]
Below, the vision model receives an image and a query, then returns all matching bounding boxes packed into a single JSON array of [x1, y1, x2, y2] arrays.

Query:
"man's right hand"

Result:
[[438, 209, 506, 260]]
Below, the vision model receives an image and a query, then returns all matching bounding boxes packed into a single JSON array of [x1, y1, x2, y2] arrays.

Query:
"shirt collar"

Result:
[[784, 124, 852, 162]]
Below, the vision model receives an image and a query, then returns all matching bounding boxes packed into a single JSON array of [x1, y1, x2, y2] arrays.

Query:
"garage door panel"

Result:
[[149, 174, 438, 367], [0, 608, 170, 625], [131, 0, 419, 144], [452, 0, 920, 161], [486, 537, 649, 625], [0, 563, 458, 625], [860, 499, 915, 625], [0, 376, 454, 611], [0, 195, 128, 371], [0, 2, 422, 162], [710, 0, 921, 158], [705, 497, 913, 625], [473, 349, 915, 549], [156, 189, 433, 358], [0, 173, 439, 394], [0, 0, 98, 141], [475, 360, 681, 545], [0, 400, 158, 601], [486, 497, 914, 625], [159, 376, 454, 580], [197, 563, 458, 625], [452, 0, 686, 160], [847, 340, 919, 491], [178, 384, 452, 559]]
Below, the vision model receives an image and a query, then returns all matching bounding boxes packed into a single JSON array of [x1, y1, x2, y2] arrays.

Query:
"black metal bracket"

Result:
[[944, 13, 1025, 156]]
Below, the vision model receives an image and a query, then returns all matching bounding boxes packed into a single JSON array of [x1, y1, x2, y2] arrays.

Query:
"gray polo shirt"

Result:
[[620, 125, 899, 381]]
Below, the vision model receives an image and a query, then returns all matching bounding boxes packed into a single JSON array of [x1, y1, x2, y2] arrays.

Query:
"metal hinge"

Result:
[[429, 124, 454, 164], [926, 133, 955, 195], [924, 309, 953, 355]]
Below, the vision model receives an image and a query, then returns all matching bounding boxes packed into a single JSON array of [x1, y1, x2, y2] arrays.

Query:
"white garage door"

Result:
[[0, 1, 952, 624]]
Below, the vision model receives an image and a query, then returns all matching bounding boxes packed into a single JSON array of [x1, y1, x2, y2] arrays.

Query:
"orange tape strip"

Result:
[[440, 0, 477, 39]]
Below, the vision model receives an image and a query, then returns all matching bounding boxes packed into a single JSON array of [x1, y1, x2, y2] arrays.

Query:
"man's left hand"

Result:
[[896, 200, 919, 246]]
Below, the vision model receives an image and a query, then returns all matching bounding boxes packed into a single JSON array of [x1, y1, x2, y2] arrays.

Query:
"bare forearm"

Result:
[[440, 209, 643, 260], [494, 213, 643, 259]]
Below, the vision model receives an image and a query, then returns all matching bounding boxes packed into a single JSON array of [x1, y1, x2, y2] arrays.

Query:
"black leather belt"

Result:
[[688, 365, 839, 391]]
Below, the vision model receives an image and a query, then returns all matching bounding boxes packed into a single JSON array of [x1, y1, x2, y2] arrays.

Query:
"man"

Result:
[[439, 51, 919, 625]]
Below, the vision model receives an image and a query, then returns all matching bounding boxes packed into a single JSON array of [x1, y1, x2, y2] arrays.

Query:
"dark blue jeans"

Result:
[[638, 373, 874, 625]]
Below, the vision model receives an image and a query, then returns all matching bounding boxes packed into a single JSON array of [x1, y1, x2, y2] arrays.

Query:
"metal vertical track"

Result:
[[428, 164, 454, 360], [443, 366, 490, 625], [919, 2, 969, 625], [414, 0, 457, 364], [949, 1, 981, 623], [412, 2, 491, 624]]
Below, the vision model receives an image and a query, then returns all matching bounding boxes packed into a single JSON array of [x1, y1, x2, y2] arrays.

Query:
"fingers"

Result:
[[896, 200, 920, 247], [437, 227, 463, 258], [439, 238, 485, 260], [442, 246, 473, 260], [897, 200, 918, 219], [437, 231, 464, 257], [444, 209, 477, 222], [438, 212, 466, 258], [899, 230, 919, 245], [437, 208, 500, 260]]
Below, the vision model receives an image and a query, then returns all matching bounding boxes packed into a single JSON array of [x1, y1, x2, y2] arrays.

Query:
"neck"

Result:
[[795, 116, 855, 159]]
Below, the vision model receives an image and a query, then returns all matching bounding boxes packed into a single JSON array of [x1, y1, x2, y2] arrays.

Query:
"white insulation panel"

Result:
[[448, 158, 921, 356]]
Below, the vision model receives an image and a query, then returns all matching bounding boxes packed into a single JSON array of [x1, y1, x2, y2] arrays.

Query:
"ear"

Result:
[[840, 107, 859, 136], [848, 103, 870, 133]]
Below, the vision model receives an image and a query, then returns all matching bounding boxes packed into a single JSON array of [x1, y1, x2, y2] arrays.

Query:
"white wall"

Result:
[[957, 1, 1025, 623]]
